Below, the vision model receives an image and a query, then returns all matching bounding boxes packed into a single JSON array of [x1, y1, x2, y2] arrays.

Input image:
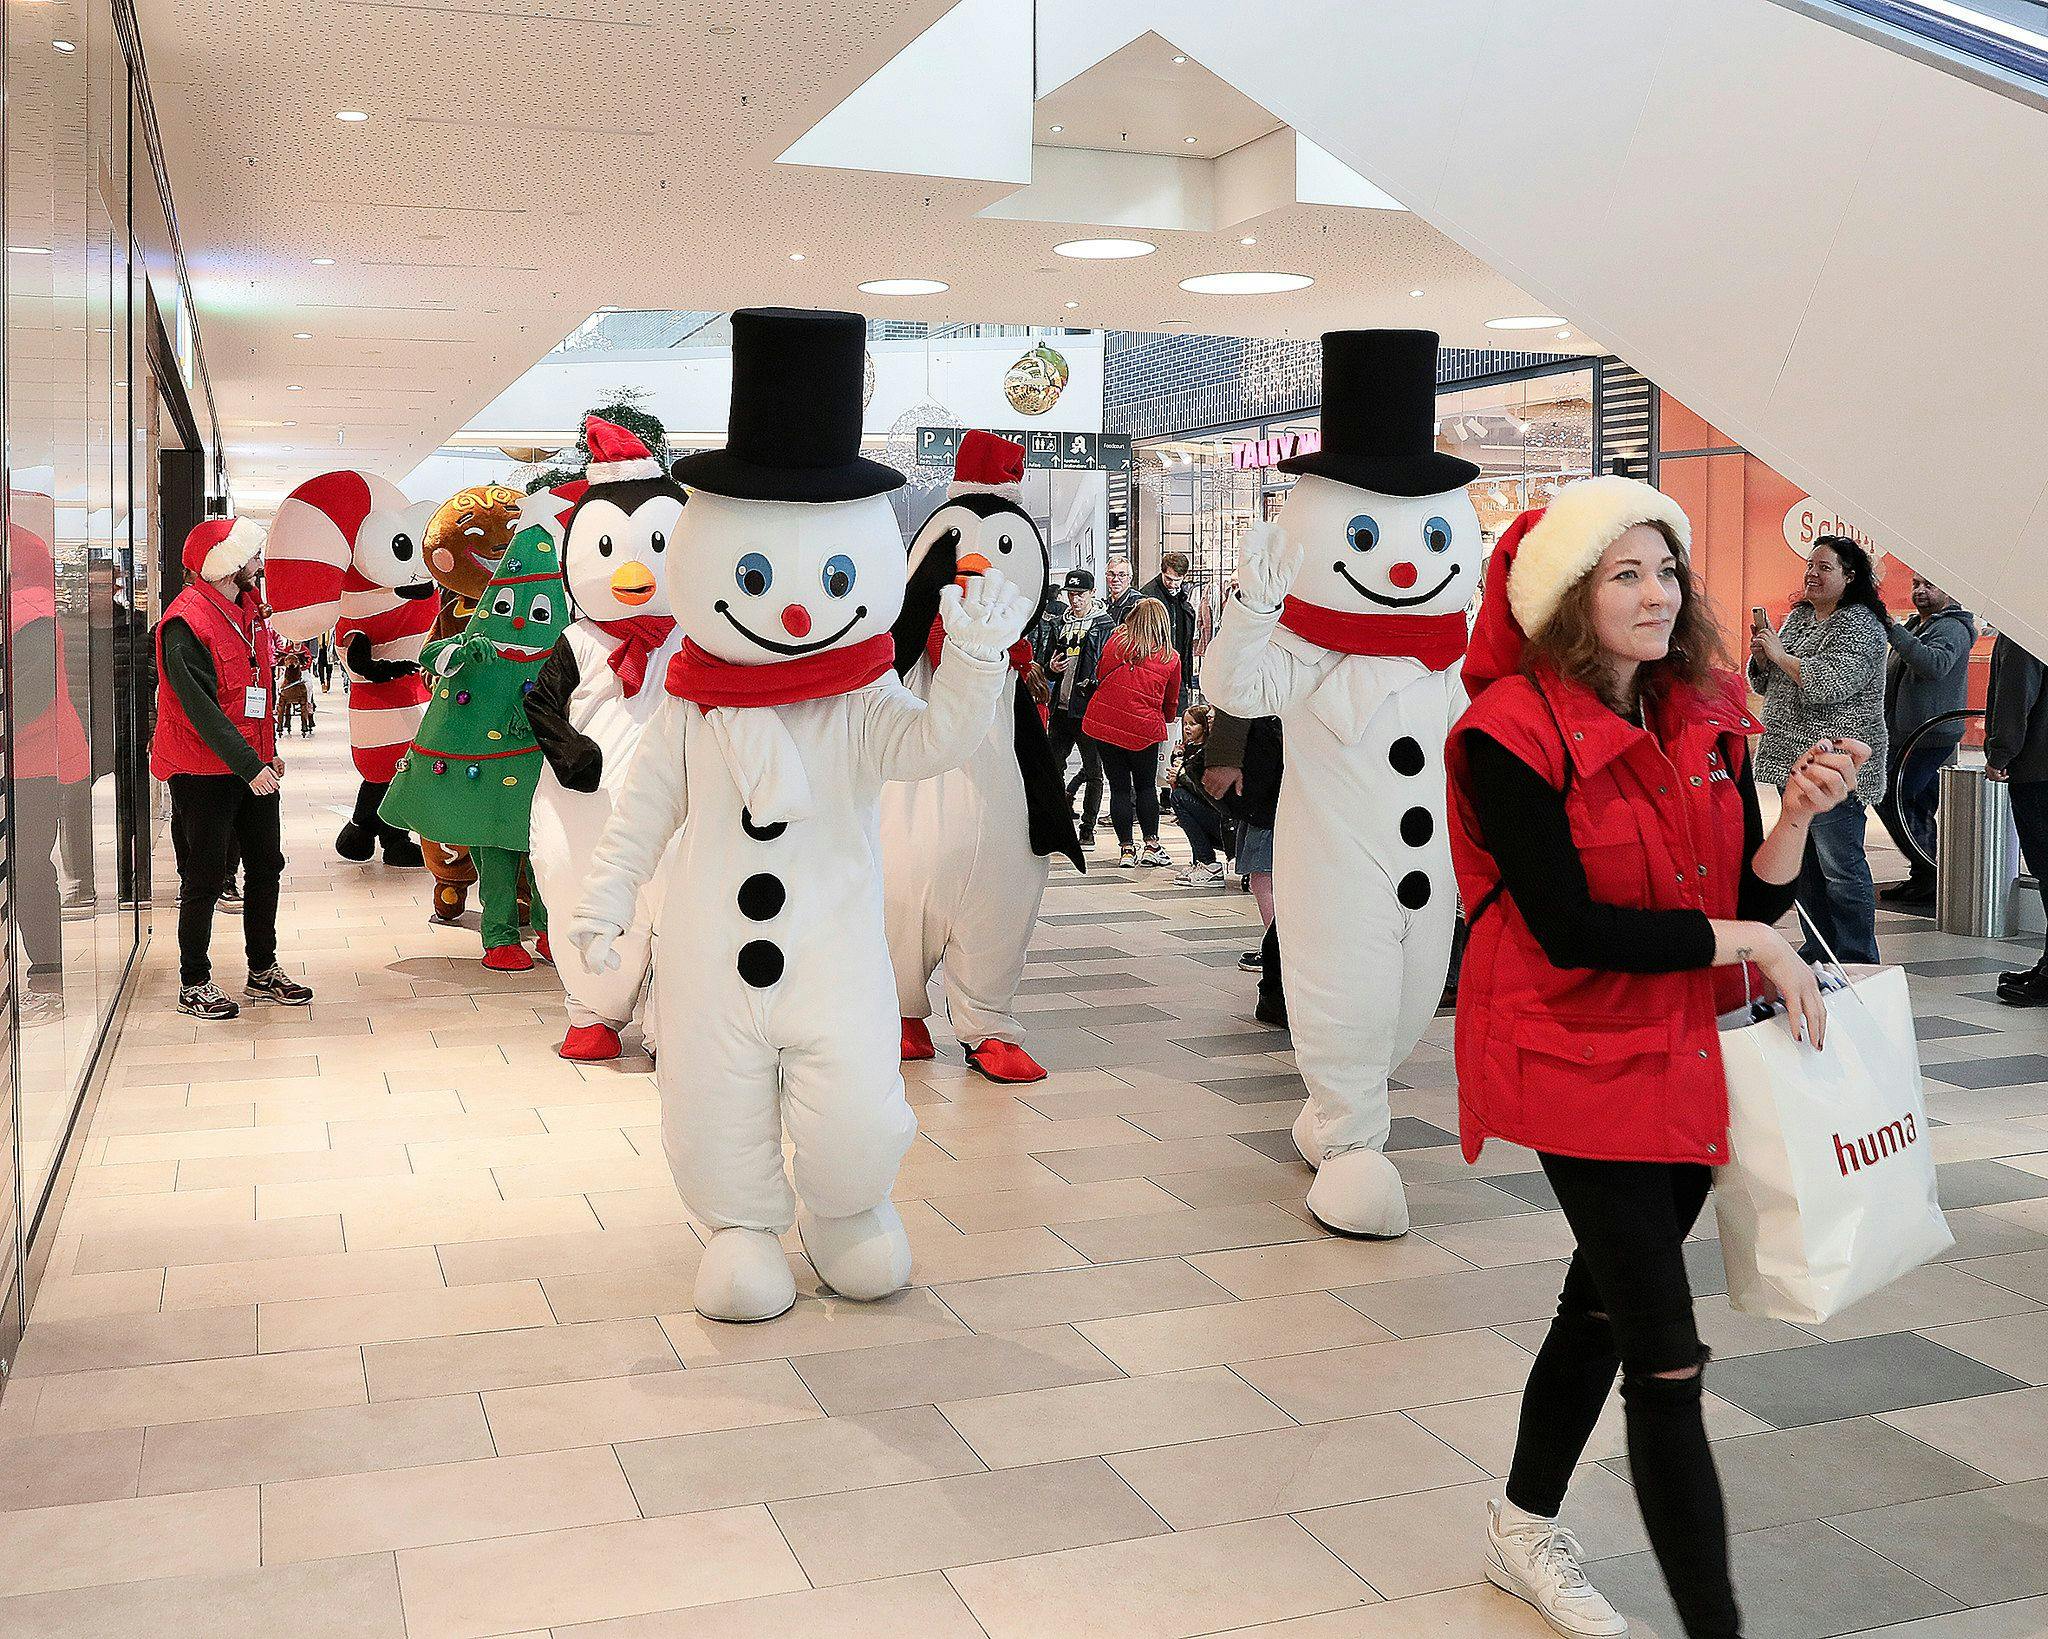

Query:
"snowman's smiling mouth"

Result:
[[1332, 561, 1460, 608], [714, 599, 868, 656]]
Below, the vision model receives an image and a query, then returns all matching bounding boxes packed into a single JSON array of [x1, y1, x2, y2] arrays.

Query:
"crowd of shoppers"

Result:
[[1749, 534, 1890, 964]]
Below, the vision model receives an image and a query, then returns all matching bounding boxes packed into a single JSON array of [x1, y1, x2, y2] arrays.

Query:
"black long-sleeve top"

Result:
[[525, 637, 604, 792], [1464, 731, 1798, 974]]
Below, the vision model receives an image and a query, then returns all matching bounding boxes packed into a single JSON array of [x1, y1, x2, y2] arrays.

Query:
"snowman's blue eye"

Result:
[[1347, 515, 1380, 552], [822, 554, 856, 599], [1423, 516, 1453, 554], [735, 553, 772, 596]]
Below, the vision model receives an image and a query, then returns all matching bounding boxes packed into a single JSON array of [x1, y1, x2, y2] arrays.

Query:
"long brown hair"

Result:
[[1522, 522, 1728, 711], [1116, 597, 1171, 663]]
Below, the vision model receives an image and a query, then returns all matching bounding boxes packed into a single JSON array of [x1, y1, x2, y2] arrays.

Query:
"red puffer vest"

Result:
[[1081, 633, 1181, 751], [7, 521, 90, 782], [151, 580, 278, 779]]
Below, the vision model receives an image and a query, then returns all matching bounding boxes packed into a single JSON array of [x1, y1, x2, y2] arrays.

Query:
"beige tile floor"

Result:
[[5, 717, 2048, 1636]]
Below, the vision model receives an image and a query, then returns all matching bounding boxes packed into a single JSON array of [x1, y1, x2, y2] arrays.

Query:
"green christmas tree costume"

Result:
[[380, 527, 565, 952]]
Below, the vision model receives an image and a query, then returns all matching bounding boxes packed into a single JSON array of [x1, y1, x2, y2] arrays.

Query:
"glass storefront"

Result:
[[1127, 362, 1594, 684], [1, 0, 186, 1373]]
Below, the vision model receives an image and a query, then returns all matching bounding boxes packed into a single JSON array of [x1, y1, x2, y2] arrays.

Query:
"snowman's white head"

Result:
[[672, 489, 904, 664], [563, 478, 682, 622], [1276, 473, 1480, 619]]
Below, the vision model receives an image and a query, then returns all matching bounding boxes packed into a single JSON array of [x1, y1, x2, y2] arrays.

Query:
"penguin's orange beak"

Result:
[[953, 551, 992, 590], [610, 563, 656, 606]]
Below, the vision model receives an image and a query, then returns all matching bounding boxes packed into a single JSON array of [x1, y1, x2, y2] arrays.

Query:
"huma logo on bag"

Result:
[[1833, 1112, 1920, 1176]]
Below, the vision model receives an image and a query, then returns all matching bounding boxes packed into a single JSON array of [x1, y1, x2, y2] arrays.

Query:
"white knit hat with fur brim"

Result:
[[1506, 475, 1693, 638]]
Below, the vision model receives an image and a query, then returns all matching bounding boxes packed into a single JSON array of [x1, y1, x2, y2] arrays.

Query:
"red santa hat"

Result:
[[949, 430, 1026, 501], [181, 516, 265, 582], [583, 416, 662, 486]]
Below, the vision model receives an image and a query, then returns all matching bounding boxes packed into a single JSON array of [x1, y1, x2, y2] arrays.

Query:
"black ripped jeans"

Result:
[[1505, 1152, 1741, 1639]]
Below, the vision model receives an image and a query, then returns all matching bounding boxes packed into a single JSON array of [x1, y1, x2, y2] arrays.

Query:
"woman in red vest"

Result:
[[1446, 478, 1866, 1639], [152, 518, 313, 1020], [1082, 596, 1182, 868]]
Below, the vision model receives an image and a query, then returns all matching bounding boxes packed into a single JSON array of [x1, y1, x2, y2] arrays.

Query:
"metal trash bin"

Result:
[[1936, 765, 2019, 937]]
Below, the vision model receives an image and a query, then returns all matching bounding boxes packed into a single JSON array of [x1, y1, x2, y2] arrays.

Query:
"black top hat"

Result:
[[1277, 329, 1480, 497], [671, 308, 905, 504]]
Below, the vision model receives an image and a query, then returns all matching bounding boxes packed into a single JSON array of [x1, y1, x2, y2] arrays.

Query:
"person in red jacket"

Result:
[[152, 518, 314, 1020], [1446, 477, 1866, 1639], [1082, 597, 1182, 868]]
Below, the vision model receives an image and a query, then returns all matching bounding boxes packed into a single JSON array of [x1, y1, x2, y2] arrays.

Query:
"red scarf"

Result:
[[666, 632, 896, 708], [923, 615, 1033, 676], [593, 615, 676, 697], [1278, 597, 1468, 672]]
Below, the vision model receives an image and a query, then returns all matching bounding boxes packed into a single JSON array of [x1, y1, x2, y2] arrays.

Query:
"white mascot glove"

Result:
[[569, 914, 624, 974], [1234, 521, 1304, 614], [938, 565, 1032, 663]]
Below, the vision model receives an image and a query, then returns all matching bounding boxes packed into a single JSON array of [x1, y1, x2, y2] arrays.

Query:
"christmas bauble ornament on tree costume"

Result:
[[380, 521, 566, 968]]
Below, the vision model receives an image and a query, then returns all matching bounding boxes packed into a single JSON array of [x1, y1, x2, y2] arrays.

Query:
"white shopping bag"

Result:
[[1713, 933, 1952, 1324]]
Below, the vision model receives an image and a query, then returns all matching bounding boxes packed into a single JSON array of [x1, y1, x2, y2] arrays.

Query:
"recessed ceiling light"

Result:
[[1184, 135, 1198, 144], [7, 245, 51, 254], [283, 420, 297, 426], [1409, 289, 1423, 298], [1178, 271, 1314, 295], [292, 331, 312, 340], [286, 384, 304, 391], [1064, 301, 1079, 309], [1054, 238, 1155, 260], [1239, 236, 1256, 246], [1557, 329, 1572, 339], [1485, 314, 1567, 330], [788, 251, 804, 261], [53, 38, 75, 51], [857, 277, 948, 296], [1049, 124, 1063, 133], [336, 110, 369, 122], [1172, 54, 1187, 63], [311, 257, 335, 265]]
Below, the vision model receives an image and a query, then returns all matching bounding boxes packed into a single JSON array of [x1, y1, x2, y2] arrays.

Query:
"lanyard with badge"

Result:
[[211, 583, 271, 721]]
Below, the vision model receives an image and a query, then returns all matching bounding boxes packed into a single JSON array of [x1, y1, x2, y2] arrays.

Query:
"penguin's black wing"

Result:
[[893, 541, 957, 679], [1013, 682, 1084, 871]]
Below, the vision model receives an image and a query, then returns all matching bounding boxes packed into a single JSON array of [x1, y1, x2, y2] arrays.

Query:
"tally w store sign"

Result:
[[1232, 430, 1322, 470], [916, 427, 1133, 472]]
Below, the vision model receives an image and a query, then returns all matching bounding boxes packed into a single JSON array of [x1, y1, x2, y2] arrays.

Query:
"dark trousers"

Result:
[[1098, 742, 1161, 848], [13, 776, 63, 973], [1046, 712, 1104, 833], [1795, 795, 1879, 965], [169, 774, 283, 987], [1257, 921, 1284, 1013], [1876, 733, 1960, 880], [1170, 787, 1231, 865], [2011, 779, 2048, 961], [1506, 1153, 1738, 1639]]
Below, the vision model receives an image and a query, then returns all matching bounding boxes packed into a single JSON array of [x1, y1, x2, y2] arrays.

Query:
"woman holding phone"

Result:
[[1448, 478, 1866, 1639]]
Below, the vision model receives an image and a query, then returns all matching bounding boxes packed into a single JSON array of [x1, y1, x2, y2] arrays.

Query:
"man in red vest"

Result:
[[152, 518, 314, 1019]]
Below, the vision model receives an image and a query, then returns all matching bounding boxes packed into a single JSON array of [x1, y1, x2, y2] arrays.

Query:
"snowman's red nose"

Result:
[[780, 604, 812, 637], [1387, 561, 1419, 590]]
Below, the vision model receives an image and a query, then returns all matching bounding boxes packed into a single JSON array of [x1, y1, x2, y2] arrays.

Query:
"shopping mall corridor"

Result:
[[4, 714, 2048, 1638]]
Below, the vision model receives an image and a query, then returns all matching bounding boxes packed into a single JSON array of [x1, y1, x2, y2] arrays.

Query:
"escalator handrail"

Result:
[[1888, 706, 1986, 872]]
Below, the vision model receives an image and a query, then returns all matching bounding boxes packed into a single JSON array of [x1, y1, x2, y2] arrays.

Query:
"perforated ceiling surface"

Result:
[[134, 0, 1571, 507]]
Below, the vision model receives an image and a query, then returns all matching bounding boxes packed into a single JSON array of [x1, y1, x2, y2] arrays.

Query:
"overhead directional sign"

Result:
[[917, 427, 1132, 472]]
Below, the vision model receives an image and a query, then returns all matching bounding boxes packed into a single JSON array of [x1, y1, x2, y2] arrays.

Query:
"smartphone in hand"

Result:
[[1751, 605, 1769, 634]]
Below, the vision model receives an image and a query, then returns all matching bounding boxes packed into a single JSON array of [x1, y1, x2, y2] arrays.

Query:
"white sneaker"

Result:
[[1485, 1498, 1628, 1637], [1175, 861, 1226, 886]]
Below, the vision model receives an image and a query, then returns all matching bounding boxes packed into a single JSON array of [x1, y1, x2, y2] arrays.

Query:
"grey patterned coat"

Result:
[[1749, 601, 1889, 805]]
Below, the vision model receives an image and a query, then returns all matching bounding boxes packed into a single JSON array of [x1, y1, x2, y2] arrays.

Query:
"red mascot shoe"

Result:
[[900, 1016, 935, 1061], [534, 931, 554, 965], [559, 1022, 621, 1061], [966, 1039, 1047, 1084], [482, 944, 533, 971]]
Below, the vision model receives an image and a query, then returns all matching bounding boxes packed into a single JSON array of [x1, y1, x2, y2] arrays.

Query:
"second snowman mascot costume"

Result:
[[884, 430, 1083, 1085], [1203, 330, 1481, 1239], [572, 309, 1032, 1322]]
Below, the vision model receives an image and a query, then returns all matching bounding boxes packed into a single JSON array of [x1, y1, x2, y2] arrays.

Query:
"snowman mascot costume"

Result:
[[1203, 330, 1481, 1239], [884, 431, 1083, 1084], [526, 417, 685, 1061], [571, 309, 1032, 1323]]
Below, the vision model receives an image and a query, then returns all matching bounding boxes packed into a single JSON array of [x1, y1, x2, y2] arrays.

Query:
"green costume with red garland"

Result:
[[380, 527, 564, 953]]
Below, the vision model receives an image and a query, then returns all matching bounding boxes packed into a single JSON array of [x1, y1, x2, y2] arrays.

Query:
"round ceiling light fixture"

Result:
[[857, 277, 948, 296], [1172, 54, 1187, 63], [286, 384, 304, 391], [1184, 135, 1198, 144], [788, 251, 804, 261], [1054, 238, 1155, 260], [311, 257, 336, 265], [1049, 124, 1063, 133], [1178, 271, 1314, 295], [1409, 288, 1423, 298], [292, 332, 312, 340], [1485, 313, 1567, 330], [53, 38, 75, 51], [336, 110, 369, 122], [1557, 329, 1573, 339]]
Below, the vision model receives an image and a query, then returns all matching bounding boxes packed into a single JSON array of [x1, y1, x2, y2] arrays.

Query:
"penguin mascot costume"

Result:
[[1203, 330, 1482, 1240], [526, 416, 685, 1061], [570, 309, 1032, 1324], [884, 430, 1082, 1085]]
